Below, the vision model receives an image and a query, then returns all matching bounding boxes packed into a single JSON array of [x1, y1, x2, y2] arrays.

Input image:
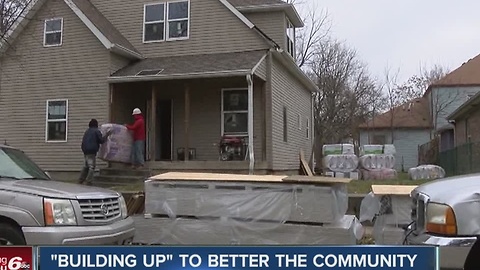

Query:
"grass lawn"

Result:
[[347, 172, 432, 194], [110, 172, 434, 195]]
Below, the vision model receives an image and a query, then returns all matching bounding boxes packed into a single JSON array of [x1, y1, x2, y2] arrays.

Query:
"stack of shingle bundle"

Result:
[[322, 144, 359, 179], [359, 145, 397, 180], [408, 165, 446, 180]]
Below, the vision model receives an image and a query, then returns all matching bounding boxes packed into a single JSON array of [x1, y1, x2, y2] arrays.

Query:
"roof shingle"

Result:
[[111, 50, 268, 78], [431, 53, 480, 87], [358, 97, 432, 129]]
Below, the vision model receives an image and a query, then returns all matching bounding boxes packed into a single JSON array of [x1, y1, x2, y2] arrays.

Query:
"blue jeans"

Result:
[[79, 154, 96, 184], [131, 140, 145, 166]]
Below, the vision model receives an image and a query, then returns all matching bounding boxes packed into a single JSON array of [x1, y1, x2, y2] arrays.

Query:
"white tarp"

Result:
[[322, 154, 359, 173], [98, 123, 133, 163], [359, 154, 396, 170], [408, 165, 446, 180]]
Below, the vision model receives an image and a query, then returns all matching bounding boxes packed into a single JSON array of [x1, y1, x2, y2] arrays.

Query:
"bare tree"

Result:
[[311, 38, 383, 149], [285, 0, 331, 68], [0, 0, 32, 38]]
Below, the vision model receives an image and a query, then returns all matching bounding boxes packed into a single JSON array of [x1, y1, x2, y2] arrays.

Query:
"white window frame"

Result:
[[45, 99, 68, 143], [221, 88, 248, 137], [286, 18, 295, 58], [143, 0, 190, 43], [43, 18, 63, 47]]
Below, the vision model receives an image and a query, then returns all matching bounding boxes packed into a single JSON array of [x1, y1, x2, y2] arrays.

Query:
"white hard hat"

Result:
[[132, 108, 142, 115]]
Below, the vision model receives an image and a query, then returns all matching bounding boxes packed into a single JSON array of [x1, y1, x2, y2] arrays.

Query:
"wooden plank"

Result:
[[283, 175, 352, 184], [149, 172, 287, 183], [299, 149, 314, 176], [371, 185, 417, 195]]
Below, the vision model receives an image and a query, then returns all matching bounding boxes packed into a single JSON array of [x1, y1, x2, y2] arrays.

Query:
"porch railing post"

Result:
[[151, 84, 157, 162], [184, 84, 190, 162]]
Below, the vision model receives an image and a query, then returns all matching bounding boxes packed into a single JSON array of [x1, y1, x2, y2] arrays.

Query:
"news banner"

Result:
[[1, 246, 438, 270]]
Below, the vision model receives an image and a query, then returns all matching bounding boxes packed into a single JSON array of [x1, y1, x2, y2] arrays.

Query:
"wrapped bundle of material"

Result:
[[98, 123, 133, 163], [359, 145, 383, 156], [322, 154, 359, 173], [322, 144, 355, 156], [383, 144, 396, 155], [359, 154, 395, 170], [408, 165, 446, 180], [361, 169, 397, 180]]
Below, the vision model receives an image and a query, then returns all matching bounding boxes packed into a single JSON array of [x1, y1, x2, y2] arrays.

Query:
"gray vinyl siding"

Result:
[[359, 129, 431, 171], [90, 0, 269, 58], [271, 57, 313, 170], [111, 78, 265, 162], [109, 53, 131, 74], [254, 57, 267, 80], [0, 0, 110, 171], [244, 11, 285, 50]]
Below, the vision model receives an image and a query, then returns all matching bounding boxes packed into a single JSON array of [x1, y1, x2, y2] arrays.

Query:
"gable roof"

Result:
[[358, 97, 431, 129], [425, 53, 480, 96], [109, 50, 268, 82], [228, 0, 303, 27], [68, 0, 141, 58], [448, 91, 480, 120]]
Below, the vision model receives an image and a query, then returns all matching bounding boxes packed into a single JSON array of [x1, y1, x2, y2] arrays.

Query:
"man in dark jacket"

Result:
[[126, 108, 146, 169], [79, 119, 111, 185]]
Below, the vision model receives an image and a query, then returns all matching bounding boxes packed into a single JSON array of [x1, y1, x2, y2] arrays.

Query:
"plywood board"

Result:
[[283, 175, 352, 184], [133, 215, 358, 245], [371, 185, 417, 195], [149, 172, 287, 183]]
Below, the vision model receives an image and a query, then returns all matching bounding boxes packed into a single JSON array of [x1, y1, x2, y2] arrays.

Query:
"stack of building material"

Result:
[[408, 165, 446, 180], [322, 144, 359, 179], [359, 185, 417, 245], [359, 144, 397, 180], [137, 172, 364, 245], [98, 123, 133, 163]]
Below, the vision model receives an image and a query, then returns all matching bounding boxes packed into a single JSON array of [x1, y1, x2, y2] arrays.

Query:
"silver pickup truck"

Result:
[[404, 174, 480, 270], [0, 144, 135, 245]]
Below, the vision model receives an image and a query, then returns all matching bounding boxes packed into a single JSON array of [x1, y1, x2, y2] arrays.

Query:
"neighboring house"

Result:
[[424, 54, 480, 151], [447, 91, 480, 146], [358, 98, 432, 171], [0, 0, 317, 178]]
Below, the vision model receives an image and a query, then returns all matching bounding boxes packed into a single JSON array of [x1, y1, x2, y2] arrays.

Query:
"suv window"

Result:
[[0, 147, 50, 180]]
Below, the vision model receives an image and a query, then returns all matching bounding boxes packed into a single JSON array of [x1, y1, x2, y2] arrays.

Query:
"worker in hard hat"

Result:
[[125, 108, 146, 169]]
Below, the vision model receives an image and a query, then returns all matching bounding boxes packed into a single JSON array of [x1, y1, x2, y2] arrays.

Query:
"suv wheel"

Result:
[[0, 223, 26, 245]]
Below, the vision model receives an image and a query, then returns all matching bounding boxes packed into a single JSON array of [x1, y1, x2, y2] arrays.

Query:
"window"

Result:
[[46, 100, 68, 142], [44, 18, 63, 46], [372, 135, 386, 145], [143, 1, 190, 42], [222, 89, 248, 135], [283, 107, 288, 142], [286, 18, 295, 58], [306, 118, 310, 139]]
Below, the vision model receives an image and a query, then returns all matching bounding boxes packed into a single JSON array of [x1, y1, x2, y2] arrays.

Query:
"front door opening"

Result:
[[156, 99, 173, 161]]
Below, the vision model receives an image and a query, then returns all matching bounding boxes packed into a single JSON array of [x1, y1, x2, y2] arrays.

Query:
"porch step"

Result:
[[100, 168, 152, 178]]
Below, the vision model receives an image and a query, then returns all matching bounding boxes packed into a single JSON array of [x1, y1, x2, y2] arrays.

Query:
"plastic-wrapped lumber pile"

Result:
[[134, 172, 364, 245], [408, 165, 445, 180], [359, 184, 417, 244], [322, 144, 359, 179], [359, 144, 397, 180], [98, 123, 133, 164]]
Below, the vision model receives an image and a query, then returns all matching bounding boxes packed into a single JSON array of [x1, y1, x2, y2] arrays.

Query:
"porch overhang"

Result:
[[108, 50, 268, 83]]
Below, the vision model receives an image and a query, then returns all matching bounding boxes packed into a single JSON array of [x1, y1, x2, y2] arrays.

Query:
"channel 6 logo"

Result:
[[0, 247, 32, 270]]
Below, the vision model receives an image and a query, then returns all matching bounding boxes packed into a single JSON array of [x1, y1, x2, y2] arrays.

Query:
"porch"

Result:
[[109, 76, 269, 172]]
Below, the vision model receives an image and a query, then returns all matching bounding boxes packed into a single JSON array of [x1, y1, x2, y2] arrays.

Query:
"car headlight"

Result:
[[426, 202, 457, 235], [43, 198, 77, 226], [119, 196, 128, 218]]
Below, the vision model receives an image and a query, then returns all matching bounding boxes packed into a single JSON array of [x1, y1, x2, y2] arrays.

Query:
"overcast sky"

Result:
[[297, 0, 480, 83]]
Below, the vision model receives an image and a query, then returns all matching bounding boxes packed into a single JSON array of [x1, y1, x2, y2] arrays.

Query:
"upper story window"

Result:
[[44, 18, 63, 47], [143, 0, 190, 43], [286, 18, 295, 58]]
